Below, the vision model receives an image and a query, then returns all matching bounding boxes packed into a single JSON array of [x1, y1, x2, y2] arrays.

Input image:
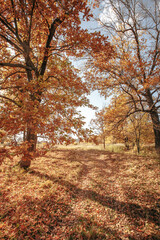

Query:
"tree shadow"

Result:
[[29, 169, 160, 228], [27, 148, 159, 238], [1, 192, 70, 239], [2, 148, 159, 239], [1, 190, 124, 239]]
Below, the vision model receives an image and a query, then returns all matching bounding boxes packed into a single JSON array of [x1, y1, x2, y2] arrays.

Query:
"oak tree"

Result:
[[0, 0, 112, 167]]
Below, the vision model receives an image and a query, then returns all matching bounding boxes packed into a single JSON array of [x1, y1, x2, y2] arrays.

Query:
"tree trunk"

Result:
[[23, 129, 26, 141], [136, 138, 140, 154], [145, 89, 160, 153], [124, 136, 129, 150], [152, 119, 160, 154], [20, 127, 37, 169], [103, 136, 106, 149]]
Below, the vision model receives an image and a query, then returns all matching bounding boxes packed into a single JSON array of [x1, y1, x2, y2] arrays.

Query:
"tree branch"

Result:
[[40, 17, 65, 76], [0, 94, 21, 107], [0, 62, 32, 70]]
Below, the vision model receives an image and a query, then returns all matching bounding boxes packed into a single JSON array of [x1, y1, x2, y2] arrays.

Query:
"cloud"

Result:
[[99, 1, 117, 24]]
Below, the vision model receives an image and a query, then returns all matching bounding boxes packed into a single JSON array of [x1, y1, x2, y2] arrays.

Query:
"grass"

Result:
[[0, 144, 160, 239], [55, 142, 125, 152], [104, 143, 125, 153]]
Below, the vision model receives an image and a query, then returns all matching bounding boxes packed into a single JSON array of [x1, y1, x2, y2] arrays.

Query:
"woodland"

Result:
[[0, 0, 160, 239]]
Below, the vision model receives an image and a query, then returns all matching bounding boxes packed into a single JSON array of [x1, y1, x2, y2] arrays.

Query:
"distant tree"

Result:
[[128, 113, 154, 153], [90, 108, 106, 148], [102, 94, 154, 153]]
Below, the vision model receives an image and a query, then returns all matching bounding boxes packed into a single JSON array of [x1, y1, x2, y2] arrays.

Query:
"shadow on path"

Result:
[[29, 169, 160, 227]]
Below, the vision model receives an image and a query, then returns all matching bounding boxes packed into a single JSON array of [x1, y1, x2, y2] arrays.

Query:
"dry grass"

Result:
[[0, 144, 160, 239]]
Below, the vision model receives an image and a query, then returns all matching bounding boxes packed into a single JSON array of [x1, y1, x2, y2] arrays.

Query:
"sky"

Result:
[[76, 3, 109, 128], [79, 91, 106, 128]]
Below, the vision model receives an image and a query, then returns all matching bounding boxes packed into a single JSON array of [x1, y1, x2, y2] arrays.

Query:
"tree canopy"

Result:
[[0, 0, 112, 167]]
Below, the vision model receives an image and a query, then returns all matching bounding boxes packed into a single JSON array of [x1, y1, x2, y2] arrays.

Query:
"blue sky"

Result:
[[79, 91, 106, 128], [77, 5, 109, 127]]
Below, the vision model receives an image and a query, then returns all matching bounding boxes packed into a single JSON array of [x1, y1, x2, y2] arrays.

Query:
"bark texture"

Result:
[[145, 89, 160, 153], [20, 128, 37, 168]]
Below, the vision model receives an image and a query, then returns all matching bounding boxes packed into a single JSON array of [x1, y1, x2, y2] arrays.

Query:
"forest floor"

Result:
[[0, 145, 160, 239]]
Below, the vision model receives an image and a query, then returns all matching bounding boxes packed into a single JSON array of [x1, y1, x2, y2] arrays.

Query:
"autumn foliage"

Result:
[[92, 94, 155, 153], [0, 0, 112, 167], [85, 0, 160, 153]]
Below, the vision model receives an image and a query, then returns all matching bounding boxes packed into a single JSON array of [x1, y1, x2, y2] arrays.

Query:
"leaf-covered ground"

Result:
[[0, 146, 160, 239]]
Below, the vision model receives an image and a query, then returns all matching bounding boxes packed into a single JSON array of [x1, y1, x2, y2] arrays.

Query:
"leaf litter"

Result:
[[0, 147, 159, 239]]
